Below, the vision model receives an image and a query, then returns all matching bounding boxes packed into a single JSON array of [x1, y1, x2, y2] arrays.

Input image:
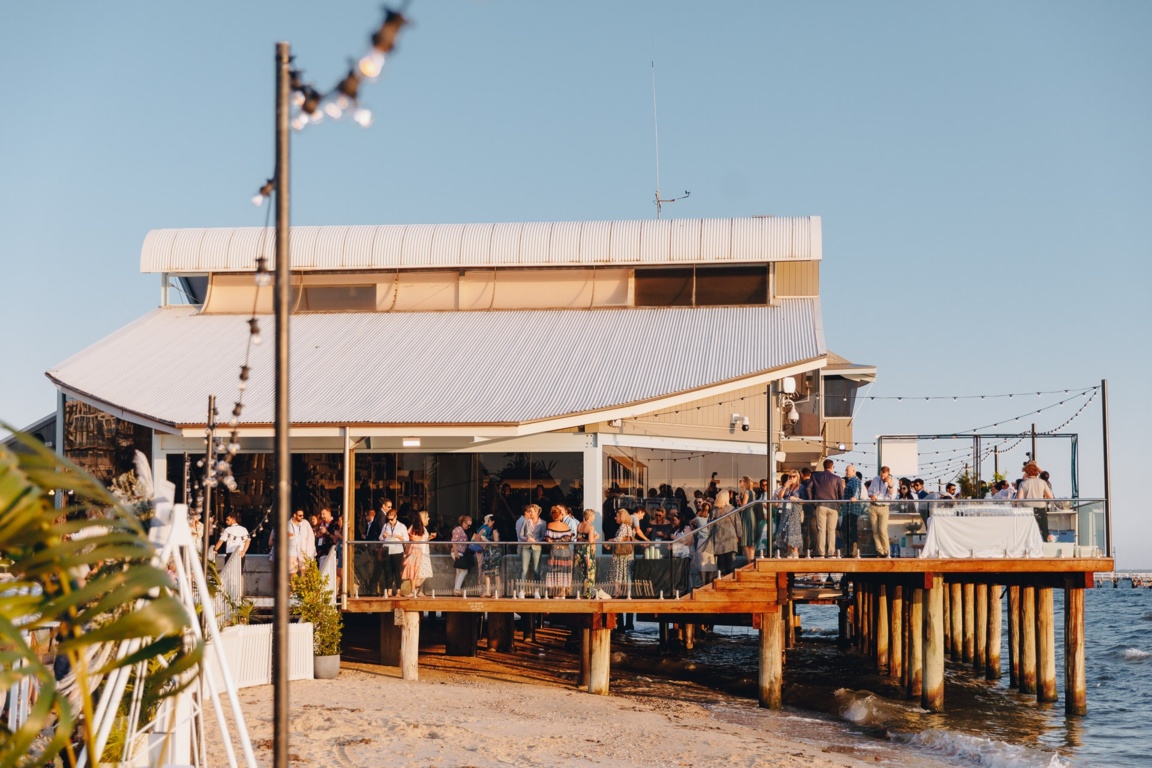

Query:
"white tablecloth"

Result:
[[930, 503, 1035, 518], [920, 515, 1044, 558]]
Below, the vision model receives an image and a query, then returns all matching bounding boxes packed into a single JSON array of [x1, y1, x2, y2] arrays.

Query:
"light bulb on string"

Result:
[[248, 318, 262, 345], [254, 256, 272, 287], [359, 49, 386, 79]]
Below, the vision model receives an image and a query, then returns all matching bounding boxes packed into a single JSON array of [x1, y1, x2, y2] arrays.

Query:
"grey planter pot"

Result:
[[314, 654, 341, 679]]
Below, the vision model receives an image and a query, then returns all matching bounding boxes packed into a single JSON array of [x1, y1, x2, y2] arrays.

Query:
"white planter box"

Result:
[[1041, 542, 1073, 558], [206, 622, 314, 690]]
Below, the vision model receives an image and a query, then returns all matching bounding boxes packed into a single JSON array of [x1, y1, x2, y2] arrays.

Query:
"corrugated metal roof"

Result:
[[47, 300, 825, 428], [140, 217, 821, 274]]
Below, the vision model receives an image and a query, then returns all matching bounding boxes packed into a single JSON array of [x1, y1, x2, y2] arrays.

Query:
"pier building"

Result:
[[41, 216, 1113, 718]]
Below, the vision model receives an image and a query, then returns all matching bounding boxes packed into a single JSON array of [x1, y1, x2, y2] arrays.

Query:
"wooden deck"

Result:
[[342, 555, 1112, 715]]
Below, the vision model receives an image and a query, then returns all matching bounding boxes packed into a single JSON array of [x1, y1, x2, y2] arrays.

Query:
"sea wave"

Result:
[[832, 688, 917, 728], [1118, 647, 1150, 661], [893, 728, 1072, 768]]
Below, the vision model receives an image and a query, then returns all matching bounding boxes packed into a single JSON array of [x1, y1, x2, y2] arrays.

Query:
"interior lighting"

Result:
[[402, 437, 421, 447]]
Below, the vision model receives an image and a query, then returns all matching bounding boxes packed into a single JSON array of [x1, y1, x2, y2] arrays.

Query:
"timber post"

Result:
[[758, 608, 784, 709], [1065, 576, 1087, 716], [1008, 585, 1021, 687], [588, 614, 616, 695], [876, 583, 889, 672], [974, 582, 989, 673], [487, 613, 515, 652], [949, 582, 963, 662], [399, 610, 420, 681], [578, 626, 591, 688], [1037, 586, 1058, 702], [908, 583, 924, 700], [889, 584, 904, 680], [1019, 584, 1037, 695], [923, 574, 945, 713], [962, 582, 975, 664], [986, 584, 1002, 681]]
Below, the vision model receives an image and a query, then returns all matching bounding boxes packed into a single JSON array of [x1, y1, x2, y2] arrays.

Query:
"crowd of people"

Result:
[[205, 460, 1062, 604]]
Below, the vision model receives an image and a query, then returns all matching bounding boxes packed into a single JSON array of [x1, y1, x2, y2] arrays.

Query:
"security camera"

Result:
[[741, 416, 750, 432]]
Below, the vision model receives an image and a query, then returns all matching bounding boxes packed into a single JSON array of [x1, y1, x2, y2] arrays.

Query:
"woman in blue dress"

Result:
[[773, 471, 803, 558]]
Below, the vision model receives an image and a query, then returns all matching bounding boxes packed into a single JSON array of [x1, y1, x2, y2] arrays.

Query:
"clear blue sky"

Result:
[[2, 2, 1149, 566]]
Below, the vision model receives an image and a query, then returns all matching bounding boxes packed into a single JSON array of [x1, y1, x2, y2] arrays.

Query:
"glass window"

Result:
[[823, 376, 858, 418], [63, 399, 152, 487], [694, 266, 768, 306], [635, 268, 693, 306]]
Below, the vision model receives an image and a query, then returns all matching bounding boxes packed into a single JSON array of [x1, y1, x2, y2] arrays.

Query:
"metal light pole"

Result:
[[272, 40, 292, 768], [1100, 378, 1112, 557], [202, 395, 216, 621]]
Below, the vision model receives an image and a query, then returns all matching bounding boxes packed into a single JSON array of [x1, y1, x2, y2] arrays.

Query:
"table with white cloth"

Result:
[[919, 504, 1044, 559]]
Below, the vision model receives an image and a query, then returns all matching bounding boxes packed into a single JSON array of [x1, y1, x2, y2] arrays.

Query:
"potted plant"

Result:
[[291, 558, 343, 679]]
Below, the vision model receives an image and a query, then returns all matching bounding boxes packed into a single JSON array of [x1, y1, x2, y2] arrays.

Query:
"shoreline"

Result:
[[214, 622, 955, 768]]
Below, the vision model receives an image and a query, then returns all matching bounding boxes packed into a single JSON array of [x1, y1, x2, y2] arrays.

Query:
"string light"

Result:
[[863, 386, 1096, 401]]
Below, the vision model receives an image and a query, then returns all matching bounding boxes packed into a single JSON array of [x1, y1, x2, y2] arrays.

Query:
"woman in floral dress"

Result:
[[774, 472, 804, 558], [576, 508, 599, 598], [609, 508, 635, 597], [543, 507, 575, 596]]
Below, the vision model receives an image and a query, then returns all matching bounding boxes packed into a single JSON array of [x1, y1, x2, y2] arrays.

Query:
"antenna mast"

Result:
[[651, 61, 689, 219]]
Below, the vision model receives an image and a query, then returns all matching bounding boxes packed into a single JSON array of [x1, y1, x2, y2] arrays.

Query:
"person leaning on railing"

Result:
[[517, 504, 544, 584], [773, 472, 804, 558], [842, 465, 866, 558], [709, 490, 742, 575], [1017, 461, 1055, 542], [868, 466, 898, 558]]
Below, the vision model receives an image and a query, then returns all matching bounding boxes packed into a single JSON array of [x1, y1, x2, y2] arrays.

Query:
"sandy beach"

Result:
[[214, 624, 946, 768]]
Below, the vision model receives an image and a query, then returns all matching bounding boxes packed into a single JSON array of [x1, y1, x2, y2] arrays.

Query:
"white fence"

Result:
[[206, 622, 314, 689]]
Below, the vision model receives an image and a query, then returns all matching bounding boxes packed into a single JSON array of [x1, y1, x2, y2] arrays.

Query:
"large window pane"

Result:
[[695, 266, 768, 306], [635, 268, 693, 306]]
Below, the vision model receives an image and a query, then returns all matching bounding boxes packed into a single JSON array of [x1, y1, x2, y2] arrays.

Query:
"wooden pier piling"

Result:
[[1019, 585, 1037, 695], [1037, 587, 1058, 702], [949, 582, 963, 662], [1008, 585, 1021, 688], [759, 608, 784, 709], [974, 583, 989, 673], [1065, 578, 1087, 716], [962, 582, 975, 663], [876, 584, 889, 672], [986, 584, 1002, 681], [588, 616, 614, 695], [400, 610, 420, 681], [890, 584, 904, 680], [923, 575, 945, 713], [908, 585, 924, 700]]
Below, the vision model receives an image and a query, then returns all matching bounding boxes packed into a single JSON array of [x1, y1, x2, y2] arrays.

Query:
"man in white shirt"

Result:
[[287, 508, 316, 575], [378, 504, 409, 596], [867, 466, 897, 557], [214, 513, 250, 564]]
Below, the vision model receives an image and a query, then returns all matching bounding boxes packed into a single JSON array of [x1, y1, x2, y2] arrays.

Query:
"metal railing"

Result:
[[341, 497, 1107, 600]]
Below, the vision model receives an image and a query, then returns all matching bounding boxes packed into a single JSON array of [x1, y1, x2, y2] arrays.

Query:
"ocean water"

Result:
[[611, 585, 1150, 767]]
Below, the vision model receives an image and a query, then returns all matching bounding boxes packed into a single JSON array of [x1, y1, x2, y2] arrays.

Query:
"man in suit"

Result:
[[365, 499, 391, 594]]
